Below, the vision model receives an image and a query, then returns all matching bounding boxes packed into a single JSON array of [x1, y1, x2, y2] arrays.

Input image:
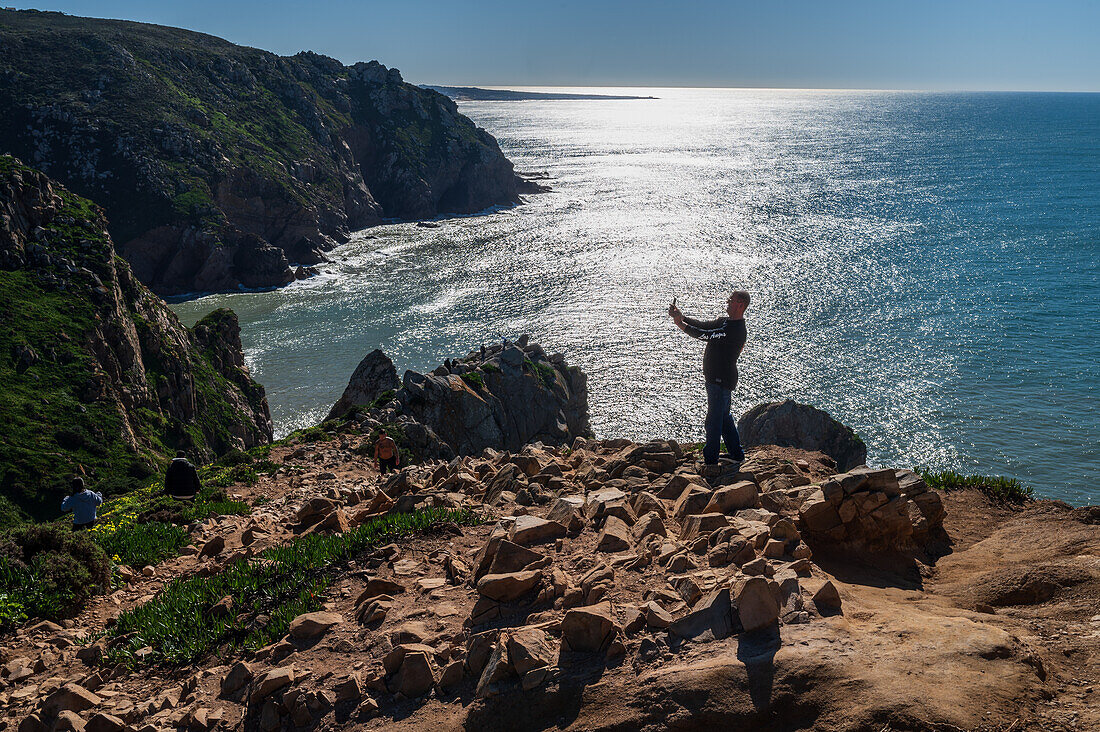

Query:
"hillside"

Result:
[[0, 155, 272, 525], [0, 9, 534, 295], [0, 423, 1096, 731]]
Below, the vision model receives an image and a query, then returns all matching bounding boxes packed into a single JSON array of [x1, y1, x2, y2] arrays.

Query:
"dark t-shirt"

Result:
[[165, 458, 201, 498], [680, 316, 747, 387]]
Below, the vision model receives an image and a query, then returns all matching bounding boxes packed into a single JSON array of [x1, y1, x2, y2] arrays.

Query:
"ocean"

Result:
[[172, 89, 1100, 505]]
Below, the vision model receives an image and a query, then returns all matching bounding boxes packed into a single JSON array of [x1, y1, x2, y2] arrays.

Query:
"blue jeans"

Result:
[[703, 382, 744, 465]]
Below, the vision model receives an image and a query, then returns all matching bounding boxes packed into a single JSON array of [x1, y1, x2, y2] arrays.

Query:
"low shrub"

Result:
[[461, 372, 485, 389], [0, 524, 110, 627], [105, 508, 480, 665], [918, 469, 1033, 504]]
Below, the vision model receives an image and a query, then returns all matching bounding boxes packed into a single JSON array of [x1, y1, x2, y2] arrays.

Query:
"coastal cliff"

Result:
[[0, 156, 271, 525], [0, 9, 533, 295]]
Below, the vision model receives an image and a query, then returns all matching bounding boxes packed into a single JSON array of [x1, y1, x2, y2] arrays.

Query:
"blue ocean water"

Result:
[[173, 90, 1100, 504]]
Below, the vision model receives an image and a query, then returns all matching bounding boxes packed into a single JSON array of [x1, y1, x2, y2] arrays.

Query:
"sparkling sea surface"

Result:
[[172, 89, 1100, 504]]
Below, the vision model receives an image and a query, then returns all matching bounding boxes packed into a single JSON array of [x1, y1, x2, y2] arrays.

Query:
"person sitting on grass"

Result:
[[164, 450, 201, 500], [374, 433, 400, 474], [61, 476, 103, 530]]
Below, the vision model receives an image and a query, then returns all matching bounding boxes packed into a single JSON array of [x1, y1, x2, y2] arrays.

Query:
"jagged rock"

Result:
[[221, 661, 253, 695], [736, 577, 780, 631], [738, 400, 866, 471], [43, 683, 101, 717], [288, 611, 341, 640], [643, 601, 673, 628], [597, 516, 632, 552], [477, 570, 543, 602], [474, 537, 546, 581], [679, 512, 729, 542], [507, 629, 555, 675], [356, 578, 406, 604], [670, 588, 734, 641], [561, 602, 618, 653], [475, 640, 513, 698], [53, 711, 85, 731], [510, 515, 567, 545], [807, 579, 843, 614], [84, 713, 126, 732], [327, 349, 400, 420], [703, 481, 758, 513], [437, 661, 464, 692], [673, 484, 713, 520], [387, 646, 437, 698], [250, 667, 295, 704], [631, 511, 667, 542], [18, 715, 47, 732], [198, 535, 225, 559]]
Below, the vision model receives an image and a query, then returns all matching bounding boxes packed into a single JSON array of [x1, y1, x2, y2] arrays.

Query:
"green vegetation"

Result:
[[481, 362, 501, 374], [0, 524, 110, 630], [0, 9, 513, 266], [105, 508, 480, 666], [93, 521, 189, 568], [461, 372, 485, 389], [525, 358, 558, 389], [918, 469, 1033, 504], [0, 156, 271, 527]]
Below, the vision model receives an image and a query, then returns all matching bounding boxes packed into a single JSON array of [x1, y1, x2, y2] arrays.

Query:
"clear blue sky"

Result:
[[12, 1, 1100, 90]]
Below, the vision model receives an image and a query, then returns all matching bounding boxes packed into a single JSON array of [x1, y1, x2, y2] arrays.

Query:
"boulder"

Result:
[[506, 628, 555, 675], [327, 349, 400, 420], [631, 511, 667, 542], [673, 484, 713, 520], [288, 611, 341, 640], [669, 588, 734, 641], [679, 512, 729, 542], [561, 602, 618, 653], [84, 713, 126, 732], [738, 399, 866, 471], [736, 577, 779, 631], [477, 569, 543, 602], [250, 667, 295, 704], [221, 661, 254, 695], [510, 515, 567, 545], [597, 516, 632, 552], [43, 683, 101, 717], [703, 481, 758, 513], [389, 647, 436, 698]]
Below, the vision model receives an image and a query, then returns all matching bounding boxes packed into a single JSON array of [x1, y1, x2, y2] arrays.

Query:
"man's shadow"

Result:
[[736, 623, 782, 711]]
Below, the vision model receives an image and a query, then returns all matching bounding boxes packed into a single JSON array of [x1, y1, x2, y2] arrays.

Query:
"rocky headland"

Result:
[[1, 337, 1097, 732], [0, 155, 271, 525], [0, 9, 540, 295]]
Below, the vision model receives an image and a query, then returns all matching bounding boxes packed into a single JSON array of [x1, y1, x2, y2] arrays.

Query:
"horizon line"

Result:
[[422, 83, 1100, 94]]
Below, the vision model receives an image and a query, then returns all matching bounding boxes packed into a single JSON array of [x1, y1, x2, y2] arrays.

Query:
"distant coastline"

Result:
[[424, 85, 657, 101]]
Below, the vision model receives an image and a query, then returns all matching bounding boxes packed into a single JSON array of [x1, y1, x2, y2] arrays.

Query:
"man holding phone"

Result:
[[669, 291, 750, 469]]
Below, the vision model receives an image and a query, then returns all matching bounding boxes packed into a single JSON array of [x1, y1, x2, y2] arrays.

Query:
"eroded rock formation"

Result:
[[738, 398, 867, 471]]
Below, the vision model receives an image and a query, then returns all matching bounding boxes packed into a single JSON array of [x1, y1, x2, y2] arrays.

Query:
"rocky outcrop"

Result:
[[327, 350, 400, 421], [331, 337, 591, 459], [0, 156, 271, 524], [738, 399, 867, 471], [0, 10, 537, 295]]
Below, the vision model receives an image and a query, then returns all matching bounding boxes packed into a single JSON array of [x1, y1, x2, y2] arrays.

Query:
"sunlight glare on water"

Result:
[[172, 89, 1100, 504]]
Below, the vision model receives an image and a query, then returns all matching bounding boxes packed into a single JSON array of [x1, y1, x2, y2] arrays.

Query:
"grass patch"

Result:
[[461, 372, 485, 389], [525, 358, 557, 389], [481, 362, 500, 373], [93, 521, 189, 568], [105, 508, 480, 666], [918, 469, 1033, 504]]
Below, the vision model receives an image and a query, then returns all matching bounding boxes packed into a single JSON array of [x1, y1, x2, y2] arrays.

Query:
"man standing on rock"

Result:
[[374, 433, 400, 474], [669, 291, 750, 469]]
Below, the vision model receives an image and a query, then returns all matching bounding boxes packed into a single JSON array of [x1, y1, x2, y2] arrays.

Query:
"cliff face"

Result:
[[0, 155, 272, 525], [0, 10, 531, 295]]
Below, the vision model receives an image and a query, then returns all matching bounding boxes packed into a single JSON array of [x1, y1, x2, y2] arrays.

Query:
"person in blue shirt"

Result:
[[60, 476, 103, 530]]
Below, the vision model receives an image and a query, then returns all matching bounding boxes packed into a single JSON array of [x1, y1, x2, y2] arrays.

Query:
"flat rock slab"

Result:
[[510, 515, 567, 545], [477, 569, 543, 602], [288, 611, 341, 640]]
